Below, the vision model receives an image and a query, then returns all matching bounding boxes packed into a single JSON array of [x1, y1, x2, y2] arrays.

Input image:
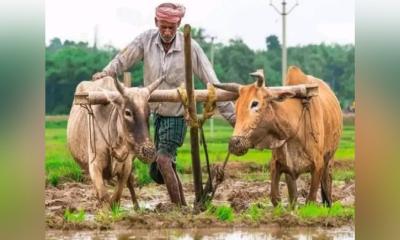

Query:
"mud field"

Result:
[[45, 161, 355, 232]]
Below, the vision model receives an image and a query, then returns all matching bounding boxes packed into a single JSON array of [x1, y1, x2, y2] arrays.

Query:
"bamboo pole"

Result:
[[184, 24, 203, 208], [73, 84, 318, 105]]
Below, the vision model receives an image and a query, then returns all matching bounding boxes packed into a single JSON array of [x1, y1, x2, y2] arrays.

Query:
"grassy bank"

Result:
[[45, 116, 355, 186]]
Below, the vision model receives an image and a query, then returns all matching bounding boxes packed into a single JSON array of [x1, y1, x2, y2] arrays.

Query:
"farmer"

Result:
[[92, 2, 235, 206]]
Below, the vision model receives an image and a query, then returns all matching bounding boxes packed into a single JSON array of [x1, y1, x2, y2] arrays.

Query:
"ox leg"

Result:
[[127, 172, 139, 210], [285, 173, 298, 209], [110, 161, 131, 206], [88, 160, 110, 204], [307, 158, 324, 204], [270, 158, 282, 207], [321, 158, 333, 207]]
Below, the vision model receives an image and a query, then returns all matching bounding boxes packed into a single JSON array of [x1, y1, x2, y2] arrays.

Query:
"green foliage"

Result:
[[215, 38, 255, 84], [133, 160, 152, 186], [95, 204, 127, 224], [45, 123, 83, 186], [296, 202, 354, 219], [215, 205, 234, 222], [110, 203, 127, 220], [333, 170, 355, 182], [46, 32, 354, 114], [328, 202, 355, 218], [207, 204, 234, 222], [286, 43, 354, 108], [273, 203, 287, 217], [244, 203, 266, 221], [64, 208, 86, 223]]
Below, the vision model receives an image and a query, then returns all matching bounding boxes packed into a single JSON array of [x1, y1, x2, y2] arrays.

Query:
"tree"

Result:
[[45, 33, 354, 114], [47, 38, 62, 52], [215, 38, 255, 84], [266, 35, 281, 51]]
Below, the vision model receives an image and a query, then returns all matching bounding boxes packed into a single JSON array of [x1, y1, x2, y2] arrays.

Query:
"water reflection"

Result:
[[47, 227, 354, 240]]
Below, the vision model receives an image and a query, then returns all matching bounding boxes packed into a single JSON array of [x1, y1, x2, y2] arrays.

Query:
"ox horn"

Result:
[[146, 75, 165, 94], [250, 69, 265, 87], [114, 77, 126, 96], [213, 83, 242, 93]]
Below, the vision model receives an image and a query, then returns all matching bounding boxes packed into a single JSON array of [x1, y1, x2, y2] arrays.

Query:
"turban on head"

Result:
[[155, 3, 186, 23]]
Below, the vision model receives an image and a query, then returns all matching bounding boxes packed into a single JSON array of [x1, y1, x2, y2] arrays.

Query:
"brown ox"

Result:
[[67, 76, 163, 207], [215, 66, 342, 207]]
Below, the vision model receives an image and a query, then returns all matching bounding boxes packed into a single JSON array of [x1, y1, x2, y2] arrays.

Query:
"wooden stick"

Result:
[[74, 84, 318, 105], [184, 24, 203, 208]]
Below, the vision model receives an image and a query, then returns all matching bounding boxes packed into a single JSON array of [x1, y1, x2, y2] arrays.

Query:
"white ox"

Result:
[[67, 76, 163, 207]]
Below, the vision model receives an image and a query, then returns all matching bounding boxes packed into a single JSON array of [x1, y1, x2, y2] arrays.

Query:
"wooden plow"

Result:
[[74, 24, 318, 211]]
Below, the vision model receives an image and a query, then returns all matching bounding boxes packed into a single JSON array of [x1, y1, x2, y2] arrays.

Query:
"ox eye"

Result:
[[250, 101, 259, 109], [124, 109, 132, 117]]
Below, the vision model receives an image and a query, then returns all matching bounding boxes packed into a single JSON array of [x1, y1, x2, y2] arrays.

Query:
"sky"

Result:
[[45, 0, 354, 50]]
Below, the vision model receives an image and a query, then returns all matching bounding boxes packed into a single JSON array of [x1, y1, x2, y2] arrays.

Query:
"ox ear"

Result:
[[250, 69, 265, 87], [213, 82, 242, 93], [271, 90, 296, 102]]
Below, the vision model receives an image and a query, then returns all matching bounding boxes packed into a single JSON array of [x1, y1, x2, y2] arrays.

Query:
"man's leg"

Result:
[[156, 153, 182, 205], [149, 114, 165, 184], [151, 114, 187, 205]]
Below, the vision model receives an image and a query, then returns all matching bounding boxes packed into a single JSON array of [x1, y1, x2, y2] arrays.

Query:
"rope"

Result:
[[80, 104, 127, 164], [177, 83, 222, 206], [177, 83, 218, 128], [199, 83, 217, 125], [177, 85, 199, 128], [80, 104, 97, 163], [303, 99, 319, 143], [279, 97, 318, 147]]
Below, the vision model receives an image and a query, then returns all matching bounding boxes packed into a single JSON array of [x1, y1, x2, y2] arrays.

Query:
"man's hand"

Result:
[[92, 71, 109, 81]]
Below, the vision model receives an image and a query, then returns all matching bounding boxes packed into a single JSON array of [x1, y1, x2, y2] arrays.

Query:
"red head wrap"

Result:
[[155, 3, 186, 23]]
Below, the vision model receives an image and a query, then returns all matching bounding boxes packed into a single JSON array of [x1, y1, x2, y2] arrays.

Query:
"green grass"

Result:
[[238, 201, 354, 220], [207, 204, 235, 222], [45, 116, 354, 186], [64, 209, 86, 223], [46, 127, 83, 186], [133, 160, 152, 186], [296, 202, 354, 219], [273, 203, 287, 217], [333, 170, 355, 183], [244, 203, 266, 221], [95, 203, 127, 223]]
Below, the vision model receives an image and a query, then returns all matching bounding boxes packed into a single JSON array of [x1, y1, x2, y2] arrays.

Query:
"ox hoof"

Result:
[[271, 198, 282, 207]]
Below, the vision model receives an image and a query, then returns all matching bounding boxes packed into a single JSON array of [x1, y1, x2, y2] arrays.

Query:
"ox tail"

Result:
[[321, 181, 330, 207], [321, 153, 333, 207]]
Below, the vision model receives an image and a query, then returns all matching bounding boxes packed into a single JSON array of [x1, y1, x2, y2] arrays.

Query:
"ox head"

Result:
[[214, 70, 295, 156], [105, 76, 164, 163]]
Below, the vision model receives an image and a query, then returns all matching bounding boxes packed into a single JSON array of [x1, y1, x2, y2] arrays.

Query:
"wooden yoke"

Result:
[[74, 84, 318, 105]]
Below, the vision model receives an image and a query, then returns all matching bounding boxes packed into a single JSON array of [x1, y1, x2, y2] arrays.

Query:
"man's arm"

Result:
[[93, 32, 145, 80], [191, 40, 236, 126]]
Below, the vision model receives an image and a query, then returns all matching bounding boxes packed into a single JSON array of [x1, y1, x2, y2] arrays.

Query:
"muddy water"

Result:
[[46, 226, 355, 239]]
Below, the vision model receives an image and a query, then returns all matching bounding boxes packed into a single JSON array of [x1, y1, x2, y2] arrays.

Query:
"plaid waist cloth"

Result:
[[150, 114, 187, 184]]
